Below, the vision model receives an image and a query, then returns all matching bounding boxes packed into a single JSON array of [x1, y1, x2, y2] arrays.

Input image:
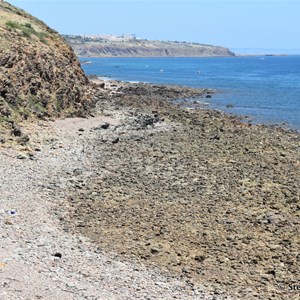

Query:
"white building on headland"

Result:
[[80, 34, 139, 42]]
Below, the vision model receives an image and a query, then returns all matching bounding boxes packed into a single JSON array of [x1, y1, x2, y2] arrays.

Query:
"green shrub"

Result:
[[21, 29, 32, 38], [36, 32, 49, 44], [6, 20, 19, 29], [5, 20, 48, 42]]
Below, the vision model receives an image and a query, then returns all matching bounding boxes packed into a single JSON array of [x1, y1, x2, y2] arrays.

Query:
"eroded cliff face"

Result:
[[64, 35, 235, 58], [0, 1, 93, 137], [70, 44, 235, 57]]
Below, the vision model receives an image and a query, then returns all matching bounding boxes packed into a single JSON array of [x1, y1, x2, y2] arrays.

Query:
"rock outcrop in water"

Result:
[[64, 35, 235, 58], [0, 1, 93, 139]]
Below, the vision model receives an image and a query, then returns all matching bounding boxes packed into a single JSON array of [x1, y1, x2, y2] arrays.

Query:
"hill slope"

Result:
[[0, 1, 93, 140], [64, 35, 235, 58]]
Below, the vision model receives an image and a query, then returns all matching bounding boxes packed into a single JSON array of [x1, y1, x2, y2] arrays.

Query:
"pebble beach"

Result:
[[1, 79, 299, 299]]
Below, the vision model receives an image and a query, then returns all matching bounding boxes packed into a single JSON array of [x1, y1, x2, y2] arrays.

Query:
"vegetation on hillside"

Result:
[[0, 1, 93, 143]]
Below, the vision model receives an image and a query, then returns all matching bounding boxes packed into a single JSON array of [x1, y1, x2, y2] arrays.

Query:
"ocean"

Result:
[[81, 56, 300, 131]]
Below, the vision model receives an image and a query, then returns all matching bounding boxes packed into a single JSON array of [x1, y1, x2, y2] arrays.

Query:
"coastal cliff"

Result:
[[64, 34, 235, 57], [0, 2, 299, 300], [0, 1, 93, 140]]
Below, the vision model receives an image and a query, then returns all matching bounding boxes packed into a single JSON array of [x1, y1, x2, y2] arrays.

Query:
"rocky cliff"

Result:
[[0, 1, 93, 140], [64, 35, 235, 58]]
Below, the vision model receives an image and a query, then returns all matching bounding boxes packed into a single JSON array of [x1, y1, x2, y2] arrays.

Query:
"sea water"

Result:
[[81, 56, 300, 131]]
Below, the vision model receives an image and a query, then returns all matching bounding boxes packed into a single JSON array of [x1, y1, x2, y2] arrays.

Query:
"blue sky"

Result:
[[8, 0, 300, 51]]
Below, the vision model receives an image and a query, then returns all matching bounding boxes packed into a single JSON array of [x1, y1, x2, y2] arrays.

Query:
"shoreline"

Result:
[[1, 79, 299, 299], [86, 55, 300, 132], [89, 75, 300, 134], [79, 55, 236, 59], [64, 79, 300, 299]]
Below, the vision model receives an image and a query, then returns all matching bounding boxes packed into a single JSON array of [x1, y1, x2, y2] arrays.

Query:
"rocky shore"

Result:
[[1, 79, 299, 300], [64, 80, 300, 300], [2, 2, 298, 298]]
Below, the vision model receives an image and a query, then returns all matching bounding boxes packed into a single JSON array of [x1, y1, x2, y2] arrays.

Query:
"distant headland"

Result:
[[63, 34, 235, 58]]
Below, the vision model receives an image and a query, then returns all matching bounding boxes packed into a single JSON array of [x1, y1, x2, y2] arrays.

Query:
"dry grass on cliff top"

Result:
[[0, 1, 62, 49]]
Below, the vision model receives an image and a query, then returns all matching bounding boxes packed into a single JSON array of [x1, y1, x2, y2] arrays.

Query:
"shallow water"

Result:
[[82, 56, 300, 130]]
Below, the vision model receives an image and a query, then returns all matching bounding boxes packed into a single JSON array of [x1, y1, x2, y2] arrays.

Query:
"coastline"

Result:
[[78, 55, 236, 58], [1, 78, 299, 299], [63, 79, 300, 299], [81, 56, 300, 133]]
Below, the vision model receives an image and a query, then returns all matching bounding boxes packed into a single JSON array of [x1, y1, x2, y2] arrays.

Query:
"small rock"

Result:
[[12, 125, 22, 137], [16, 153, 27, 160], [111, 136, 119, 144], [286, 197, 299, 204], [6, 209, 17, 216], [4, 219, 13, 225], [16, 134, 30, 145], [73, 168, 83, 176], [100, 122, 110, 129], [28, 152, 35, 160], [53, 252, 62, 259], [132, 135, 143, 142], [92, 122, 110, 130], [226, 235, 235, 241], [194, 255, 206, 262], [182, 267, 191, 274], [150, 248, 160, 254]]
